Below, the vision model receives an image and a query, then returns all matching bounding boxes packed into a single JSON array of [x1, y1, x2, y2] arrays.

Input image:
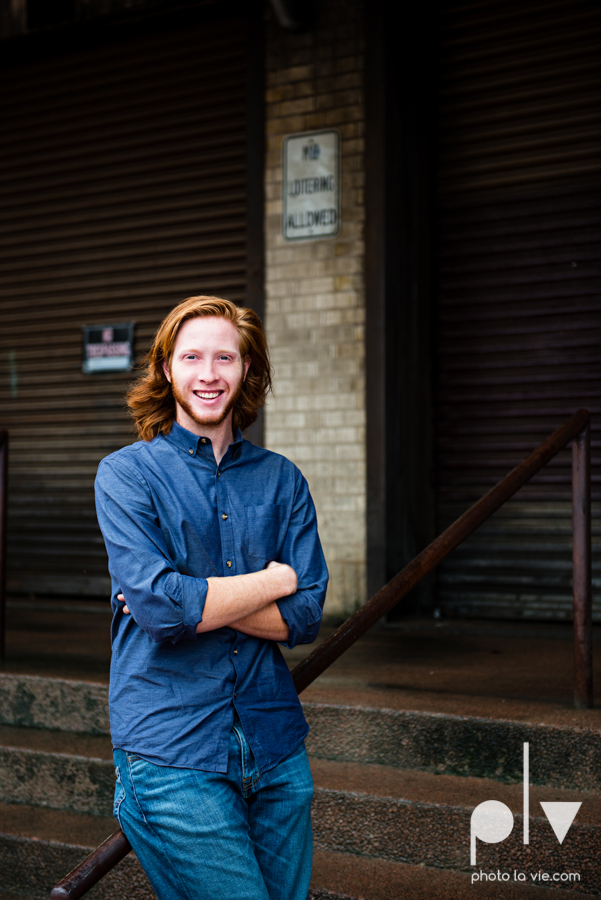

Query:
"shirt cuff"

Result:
[[276, 593, 323, 648], [165, 573, 209, 641]]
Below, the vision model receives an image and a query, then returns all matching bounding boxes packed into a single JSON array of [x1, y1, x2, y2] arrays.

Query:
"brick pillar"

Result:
[[264, 1, 366, 619]]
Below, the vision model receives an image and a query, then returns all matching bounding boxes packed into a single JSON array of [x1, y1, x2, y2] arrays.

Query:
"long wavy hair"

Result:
[[127, 296, 273, 441]]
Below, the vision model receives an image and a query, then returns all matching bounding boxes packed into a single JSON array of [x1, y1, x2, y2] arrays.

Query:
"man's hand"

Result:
[[117, 561, 296, 639]]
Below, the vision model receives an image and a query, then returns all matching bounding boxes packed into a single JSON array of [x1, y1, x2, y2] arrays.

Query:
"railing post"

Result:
[[0, 432, 7, 663], [572, 420, 592, 709]]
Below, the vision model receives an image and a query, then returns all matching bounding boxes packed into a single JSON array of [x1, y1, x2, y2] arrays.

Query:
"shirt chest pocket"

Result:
[[243, 504, 288, 562]]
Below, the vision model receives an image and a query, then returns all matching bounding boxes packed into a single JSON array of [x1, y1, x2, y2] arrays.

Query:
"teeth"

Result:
[[196, 392, 221, 399]]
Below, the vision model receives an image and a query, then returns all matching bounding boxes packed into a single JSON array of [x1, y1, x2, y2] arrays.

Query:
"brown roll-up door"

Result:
[[0, 18, 248, 598], [436, 0, 601, 619]]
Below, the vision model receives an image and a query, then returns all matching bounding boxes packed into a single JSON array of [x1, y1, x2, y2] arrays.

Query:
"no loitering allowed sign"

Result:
[[282, 130, 340, 241]]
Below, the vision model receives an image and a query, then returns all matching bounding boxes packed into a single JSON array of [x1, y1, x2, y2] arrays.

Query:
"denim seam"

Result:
[[233, 722, 261, 797], [113, 767, 126, 827], [125, 752, 150, 825]]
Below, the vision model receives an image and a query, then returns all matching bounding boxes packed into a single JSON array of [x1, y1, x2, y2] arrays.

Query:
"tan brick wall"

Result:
[[264, 2, 366, 619]]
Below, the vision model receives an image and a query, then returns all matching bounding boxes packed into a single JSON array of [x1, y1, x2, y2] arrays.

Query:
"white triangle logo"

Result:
[[540, 802, 582, 844]]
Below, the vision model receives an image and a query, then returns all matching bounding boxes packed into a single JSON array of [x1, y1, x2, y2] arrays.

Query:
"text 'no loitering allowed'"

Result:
[[282, 130, 340, 241]]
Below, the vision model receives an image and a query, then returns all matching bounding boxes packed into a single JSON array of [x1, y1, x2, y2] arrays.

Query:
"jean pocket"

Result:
[[113, 767, 126, 825]]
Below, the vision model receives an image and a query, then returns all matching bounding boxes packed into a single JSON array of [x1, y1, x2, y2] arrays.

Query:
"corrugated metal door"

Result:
[[0, 18, 248, 597], [436, 0, 601, 619]]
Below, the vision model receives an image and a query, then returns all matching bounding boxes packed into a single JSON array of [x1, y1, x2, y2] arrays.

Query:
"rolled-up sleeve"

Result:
[[275, 471, 329, 648], [95, 458, 208, 643]]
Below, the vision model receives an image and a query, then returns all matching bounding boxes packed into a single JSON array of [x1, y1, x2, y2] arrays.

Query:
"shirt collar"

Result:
[[165, 420, 244, 460]]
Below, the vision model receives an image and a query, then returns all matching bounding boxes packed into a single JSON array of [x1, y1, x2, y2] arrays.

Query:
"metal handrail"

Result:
[[293, 408, 592, 699], [50, 409, 592, 900], [0, 430, 8, 663]]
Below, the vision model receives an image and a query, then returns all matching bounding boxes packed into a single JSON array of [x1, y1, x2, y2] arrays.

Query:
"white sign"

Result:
[[282, 130, 340, 241]]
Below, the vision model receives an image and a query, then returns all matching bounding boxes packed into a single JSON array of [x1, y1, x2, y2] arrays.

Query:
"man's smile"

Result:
[[194, 390, 224, 401]]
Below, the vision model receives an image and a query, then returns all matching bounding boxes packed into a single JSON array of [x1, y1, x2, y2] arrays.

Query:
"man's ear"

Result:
[[162, 359, 172, 383], [243, 355, 251, 382]]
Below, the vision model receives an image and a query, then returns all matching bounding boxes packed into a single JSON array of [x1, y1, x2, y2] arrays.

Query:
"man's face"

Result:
[[163, 316, 250, 435]]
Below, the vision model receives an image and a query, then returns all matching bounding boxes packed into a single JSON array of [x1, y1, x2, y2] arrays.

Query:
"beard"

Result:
[[171, 375, 244, 429]]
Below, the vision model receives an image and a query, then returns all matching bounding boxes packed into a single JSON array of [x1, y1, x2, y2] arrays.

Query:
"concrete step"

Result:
[[0, 802, 153, 900], [310, 849, 599, 900], [0, 724, 597, 891], [0, 724, 113, 817], [1, 803, 596, 900], [303, 701, 601, 792], [0, 894, 40, 900], [0, 674, 109, 735], [2, 673, 600, 791], [311, 758, 600, 889]]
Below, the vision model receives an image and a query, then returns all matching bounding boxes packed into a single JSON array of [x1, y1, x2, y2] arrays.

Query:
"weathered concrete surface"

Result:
[[2, 674, 600, 793], [2, 739, 598, 887], [310, 759, 600, 890], [0, 801, 116, 846], [0, 674, 109, 735], [0, 747, 113, 816], [304, 703, 601, 791], [3, 812, 594, 900], [312, 788, 599, 889], [311, 849, 599, 900], [0, 834, 154, 900], [2, 611, 601, 898]]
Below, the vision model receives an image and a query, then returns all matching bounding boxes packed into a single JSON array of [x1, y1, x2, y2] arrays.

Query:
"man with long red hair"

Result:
[[95, 296, 328, 900]]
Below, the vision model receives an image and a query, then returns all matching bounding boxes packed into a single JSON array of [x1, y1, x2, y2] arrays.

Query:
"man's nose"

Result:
[[197, 361, 218, 382]]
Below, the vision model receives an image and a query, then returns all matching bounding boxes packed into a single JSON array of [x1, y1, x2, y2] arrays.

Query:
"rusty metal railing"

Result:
[[0, 430, 7, 663], [50, 409, 593, 900]]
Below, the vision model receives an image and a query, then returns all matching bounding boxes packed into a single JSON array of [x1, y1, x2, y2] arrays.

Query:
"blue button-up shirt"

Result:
[[94, 421, 328, 772]]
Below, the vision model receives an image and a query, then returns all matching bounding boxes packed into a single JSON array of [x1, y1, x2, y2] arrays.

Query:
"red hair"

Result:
[[127, 296, 272, 441]]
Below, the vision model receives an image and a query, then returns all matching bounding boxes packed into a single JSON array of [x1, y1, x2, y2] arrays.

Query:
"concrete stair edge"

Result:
[[304, 702, 601, 791], [0, 832, 153, 900], [0, 744, 598, 879], [0, 830, 596, 900], [1, 674, 600, 790]]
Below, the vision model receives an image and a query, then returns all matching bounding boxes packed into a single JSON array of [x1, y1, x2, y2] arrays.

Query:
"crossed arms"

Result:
[[120, 561, 296, 641], [95, 455, 328, 647]]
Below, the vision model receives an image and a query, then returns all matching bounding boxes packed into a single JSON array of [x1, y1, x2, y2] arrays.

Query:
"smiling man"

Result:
[[94, 296, 328, 900]]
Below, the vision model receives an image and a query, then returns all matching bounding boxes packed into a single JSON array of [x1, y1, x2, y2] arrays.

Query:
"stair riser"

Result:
[[0, 835, 390, 900], [0, 675, 109, 735], [0, 834, 154, 900], [2, 814, 593, 900], [1, 677, 598, 793], [0, 749, 114, 817], [304, 703, 601, 792], [312, 789, 599, 890], [0, 745, 596, 891]]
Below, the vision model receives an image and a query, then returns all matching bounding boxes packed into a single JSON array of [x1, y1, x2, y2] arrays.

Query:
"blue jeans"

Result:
[[113, 719, 313, 900]]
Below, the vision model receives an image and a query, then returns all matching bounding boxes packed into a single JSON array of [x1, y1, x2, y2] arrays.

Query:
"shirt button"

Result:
[[226, 560, 232, 568], [222, 513, 228, 520], [234, 649, 238, 655], [217, 471, 221, 476], [201, 438, 208, 444], [234, 692, 237, 698], [188, 449, 193, 455]]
